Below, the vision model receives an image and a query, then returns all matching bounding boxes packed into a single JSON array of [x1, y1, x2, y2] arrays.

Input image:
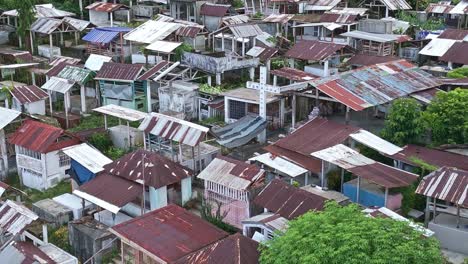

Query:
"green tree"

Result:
[[380, 98, 424, 146], [423, 89, 468, 146], [447, 67, 468, 79], [2, 0, 35, 49], [260, 202, 443, 264]]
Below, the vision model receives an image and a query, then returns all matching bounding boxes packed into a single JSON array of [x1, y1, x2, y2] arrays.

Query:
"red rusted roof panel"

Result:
[[439, 42, 468, 65], [438, 28, 468, 40], [348, 162, 418, 188], [216, 155, 264, 181], [346, 54, 400, 67], [254, 179, 326, 220], [265, 144, 322, 173], [86, 2, 127, 12], [111, 204, 228, 262], [137, 61, 170, 81], [200, 3, 230, 17], [10, 85, 48, 104], [95, 62, 144, 81], [285, 40, 347, 61], [320, 13, 358, 23], [270, 67, 318, 81], [175, 26, 202, 38]]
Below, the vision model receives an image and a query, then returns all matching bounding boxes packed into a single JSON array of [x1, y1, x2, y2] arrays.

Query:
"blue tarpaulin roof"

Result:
[[82, 27, 131, 44]]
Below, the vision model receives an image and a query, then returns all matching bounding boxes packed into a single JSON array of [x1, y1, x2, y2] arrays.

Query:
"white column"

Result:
[[384, 187, 389, 207], [249, 67, 255, 81], [110, 12, 114, 27], [280, 98, 285, 127], [224, 97, 230, 123], [207, 75, 212, 86], [242, 38, 246, 56], [221, 33, 225, 51], [385, 7, 389, 18], [258, 66, 267, 143], [146, 81, 151, 113], [356, 176, 361, 204], [292, 93, 296, 129], [216, 73, 221, 85], [80, 85, 86, 114], [323, 60, 329, 77]]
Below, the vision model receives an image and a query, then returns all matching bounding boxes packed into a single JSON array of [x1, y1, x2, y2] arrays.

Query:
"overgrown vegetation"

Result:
[[232, 0, 245, 8], [1, 0, 35, 49], [199, 84, 229, 95], [200, 195, 237, 234], [397, 11, 444, 30], [174, 43, 194, 61], [447, 67, 468, 78], [198, 116, 225, 127], [260, 202, 444, 264], [49, 226, 73, 253]]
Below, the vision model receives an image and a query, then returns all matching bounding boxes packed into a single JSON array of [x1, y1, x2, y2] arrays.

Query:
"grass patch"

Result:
[[68, 113, 141, 133]]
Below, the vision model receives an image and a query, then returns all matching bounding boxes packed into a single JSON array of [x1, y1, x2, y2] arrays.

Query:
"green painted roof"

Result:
[[57, 65, 95, 84]]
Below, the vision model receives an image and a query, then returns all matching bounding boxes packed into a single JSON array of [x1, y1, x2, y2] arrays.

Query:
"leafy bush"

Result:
[[105, 147, 128, 160], [232, 0, 244, 8], [49, 226, 72, 253], [88, 133, 113, 153], [174, 43, 194, 61], [447, 67, 468, 79]]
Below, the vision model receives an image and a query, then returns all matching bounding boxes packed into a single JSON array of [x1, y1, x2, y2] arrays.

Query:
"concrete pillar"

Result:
[[280, 98, 285, 127], [221, 33, 225, 51], [146, 81, 151, 113], [216, 73, 221, 85], [324, 60, 330, 77], [356, 176, 361, 204], [249, 67, 255, 81], [292, 93, 296, 129], [110, 12, 114, 27], [288, 58, 294, 68], [224, 98, 230, 123], [80, 85, 86, 114], [207, 75, 212, 86], [384, 187, 389, 207]]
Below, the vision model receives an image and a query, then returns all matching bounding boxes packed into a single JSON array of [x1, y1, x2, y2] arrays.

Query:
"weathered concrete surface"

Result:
[[32, 199, 73, 227]]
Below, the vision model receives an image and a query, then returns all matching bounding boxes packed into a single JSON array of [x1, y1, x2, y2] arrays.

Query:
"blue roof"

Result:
[[82, 27, 131, 44]]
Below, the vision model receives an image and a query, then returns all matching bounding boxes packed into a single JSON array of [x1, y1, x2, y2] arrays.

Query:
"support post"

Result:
[[340, 168, 344, 193], [384, 187, 388, 207], [345, 106, 350, 124], [356, 176, 360, 204], [80, 85, 86, 114], [249, 67, 255, 81], [104, 115, 108, 130], [146, 81, 151, 113], [424, 196, 430, 227], [433, 197, 437, 223], [292, 93, 296, 129]]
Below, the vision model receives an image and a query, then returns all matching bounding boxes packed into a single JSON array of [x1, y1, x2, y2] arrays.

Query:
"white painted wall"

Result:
[[89, 11, 109, 26], [12, 99, 46, 115]]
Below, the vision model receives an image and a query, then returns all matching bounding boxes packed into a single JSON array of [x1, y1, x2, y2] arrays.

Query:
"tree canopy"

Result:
[[380, 98, 424, 146], [423, 88, 468, 146], [447, 67, 468, 79], [260, 202, 443, 264]]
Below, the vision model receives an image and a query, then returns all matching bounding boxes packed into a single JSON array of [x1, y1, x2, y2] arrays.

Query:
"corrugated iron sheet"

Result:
[[249, 153, 308, 177], [62, 17, 92, 31], [416, 167, 468, 207], [426, 3, 454, 13], [105, 149, 192, 189], [271, 67, 317, 81], [229, 24, 264, 38], [0, 200, 38, 236], [0, 241, 56, 264], [145, 40, 182, 53], [254, 179, 327, 220], [388, 144, 468, 171], [57, 65, 94, 84], [0, 181, 9, 197], [74, 173, 141, 214], [310, 60, 440, 111], [173, 233, 259, 264], [285, 40, 347, 61], [379, 0, 412, 10], [349, 129, 403, 155], [211, 115, 267, 149], [30, 17, 62, 34], [49, 56, 80, 67], [340, 30, 410, 42], [41, 76, 75, 93], [110, 204, 229, 262], [346, 54, 400, 66], [175, 26, 202, 38], [222, 15, 249, 25], [82, 28, 120, 44], [85, 2, 127, 12], [320, 13, 358, 24], [124, 20, 181, 44], [328, 7, 368, 15], [0, 107, 20, 130], [311, 144, 375, 169], [94, 62, 144, 81], [139, 112, 209, 147], [263, 14, 294, 24], [450, 0, 468, 14], [305, 0, 342, 10], [35, 5, 75, 18], [200, 3, 230, 17], [8, 119, 79, 153], [10, 85, 48, 104], [93, 104, 147, 121], [419, 38, 457, 57], [84, 54, 113, 71], [440, 42, 468, 64], [410, 88, 443, 104], [62, 143, 112, 174], [197, 156, 264, 191], [137, 60, 170, 81]]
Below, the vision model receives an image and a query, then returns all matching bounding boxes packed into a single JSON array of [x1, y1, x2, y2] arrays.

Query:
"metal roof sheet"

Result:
[[82, 28, 121, 44], [439, 42, 468, 64], [57, 65, 94, 84], [0, 181, 9, 197], [419, 38, 458, 57], [340, 31, 409, 42], [175, 26, 202, 38], [310, 60, 440, 111], [105, 149, 192, 189], [84, 54, 113, 71], [229, 24, 264, 38], [41, 76, 75, 93], [124, 20, 181, 44], [0, 241, 56, 264], [46, 62, 73, 78], [349, 129, 403, 155], [320, 13, 358, 24], [62, 17, 92, 31], [35, 5, 75, 18], [416, 167, 468, 207], [346, 54, 400, 66], [211, 115, 267, 149], [305, 0, 342, 10], [271, 67, 317, 81], [139, 112, 209, 147], [0, 107, 20, 130], [263, 14, 294, 23], [379, 0, 412, 10], [62, 143, 112, 174], [110, 204, 229, 262], [200, 3, 230, 17], [10, 85, 48, 104], [222, 15, 250, 25], [94, 62, 144, 81], [311, 144, 375, 169], [285, 40, 347, 61], [328, 7, 368, 15], [254, 179, 327, 220], [249, 153, 308, 177], [86, 2, 128, 12], [49, 56, 81, 67], [410, 88, 443, 104], [450, 0, 468, 14], [173, 233, 260, 264], [93, 104, 147, 121], [30, 17, 62, 34], [197, 156, 264, 190], [387, 144, 468, 171], [137, 60, 171, 81], [8, 119, 79, 153], [74, 173, 142, 214], [0, 200, 38, 236], [145, 41, 182, 53], [426, 3, 454, 13]]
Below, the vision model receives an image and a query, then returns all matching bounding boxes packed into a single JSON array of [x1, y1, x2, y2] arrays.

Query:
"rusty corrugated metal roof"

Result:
[[416, 167, 468, 207], [30, 17, 62, 34], [254, 179, 327, 220], [49, 56, 81, 67], [229, 24, 264, 38], [379, 0, 412, 10], [439, 42, 468, 65], [94, 62, 144, 81], [110, 204, 229, 262], [175, 26, 202, 38], [222, 15, 249, 25], [285, 40, 347, 61], [271, 67, 317, 81], [104, 149, 192, 189], [426, 3, 454, 13], [320, 13, 358, 24], [62, 17, 93, 31], [437, 28, 468, 40], [263, 14, 294, 24], [0, 200, 38, 236], [85, 2, 128, 12], [139, 112, 209, 147], [348, 162, 419, 188], [305, 0, 342, 10], [410, 88, 443, 104], [197, 156, 264, 190], [387, 144, 468, 171], [0, 241, 56, 264], [346, 54, 400, 66], [8, 119, 80, 153], [10, 85, 48, 104], [173, 233, 260, 264], [200, 3, 230, 17]]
